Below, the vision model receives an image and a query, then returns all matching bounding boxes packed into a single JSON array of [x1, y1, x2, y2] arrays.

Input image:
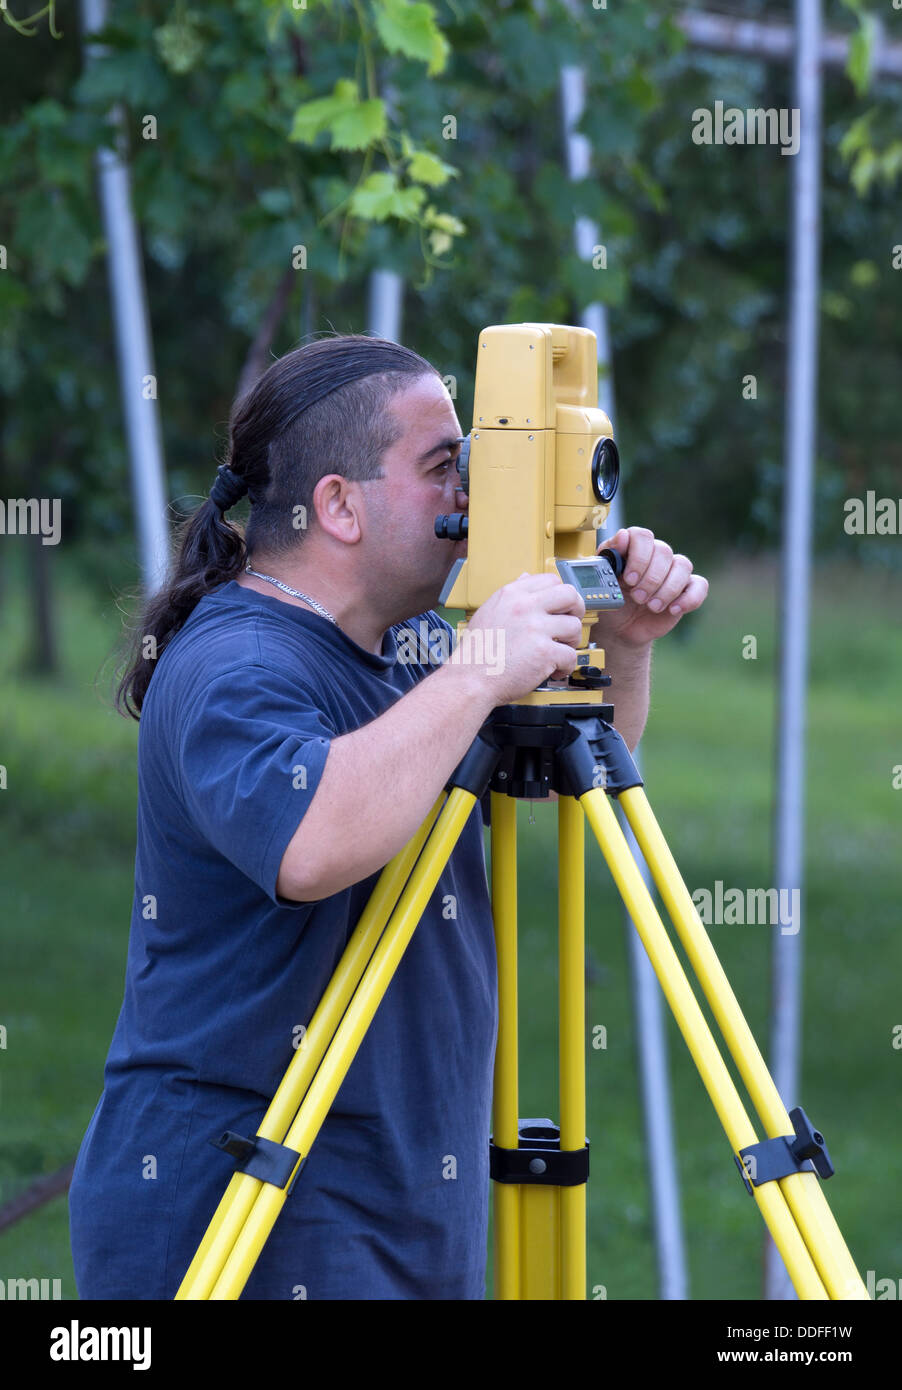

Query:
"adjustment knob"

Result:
[[435, 514, 469, 541]]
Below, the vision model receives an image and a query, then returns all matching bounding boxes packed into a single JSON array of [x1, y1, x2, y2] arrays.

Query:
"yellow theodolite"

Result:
[[176, 323, 868, 1302]]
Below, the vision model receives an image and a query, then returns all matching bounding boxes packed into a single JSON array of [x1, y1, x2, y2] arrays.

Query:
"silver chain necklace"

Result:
[[244, 564, 339, 626]]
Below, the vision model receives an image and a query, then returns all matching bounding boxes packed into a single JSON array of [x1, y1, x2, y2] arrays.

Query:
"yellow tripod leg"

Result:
[[489, 796, 594, 1301], [580, 787, 829, 1300], [176, 794, 445, 1300], [558, 794, 586, 1300], [619, 787, 868, 1301], [491, 792, 521, 1300], [207, 787, 478, 1300]]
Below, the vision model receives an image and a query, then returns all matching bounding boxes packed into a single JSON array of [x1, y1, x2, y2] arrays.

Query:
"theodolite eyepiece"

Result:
[[435, 513, 469, 541]]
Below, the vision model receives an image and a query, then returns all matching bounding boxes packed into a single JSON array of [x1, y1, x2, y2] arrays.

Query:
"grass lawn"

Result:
[[1, 547, 899, 1300]]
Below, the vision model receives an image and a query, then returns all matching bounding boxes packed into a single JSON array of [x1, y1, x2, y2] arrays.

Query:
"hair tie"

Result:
[[209, 464, 249, 512]]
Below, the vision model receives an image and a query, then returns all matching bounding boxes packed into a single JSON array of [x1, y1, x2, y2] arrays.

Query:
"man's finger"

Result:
[[665, 573, 708, 616], [618, 527, 657, 586], [512, 571, 566, 590], [644, 554, 694, 612], [540, 582, 586, 617], [629, 542, 674, 601], [597, 528, 628, 553]]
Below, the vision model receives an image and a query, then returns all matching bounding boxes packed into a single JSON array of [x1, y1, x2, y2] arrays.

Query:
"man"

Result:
[[70, 335, 707, 1301]]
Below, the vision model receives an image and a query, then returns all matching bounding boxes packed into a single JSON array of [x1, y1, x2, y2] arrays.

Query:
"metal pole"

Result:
[[678, 8, 902, 79], [367, 269, 404, 342], [765, 0, 823, 1303], [80, 0, 169, 594], [560, 59, 688, 1302]]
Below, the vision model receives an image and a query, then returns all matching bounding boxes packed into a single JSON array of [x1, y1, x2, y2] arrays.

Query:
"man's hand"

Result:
[[461, 571, 585, 702], [593, 527, 708, 647]]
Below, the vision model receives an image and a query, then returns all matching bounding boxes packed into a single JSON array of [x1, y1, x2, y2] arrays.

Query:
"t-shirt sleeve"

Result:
[[177, 666, 334, 908], [433, 609, 489, 824]]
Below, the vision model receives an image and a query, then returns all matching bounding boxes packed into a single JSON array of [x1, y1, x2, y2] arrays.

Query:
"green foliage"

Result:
[[348, 169, 425, 220], [373, 0, 449, 74], [154, 8, 207, 75], [845, 12, 877, 96], [0, 0, 899, 594], [836, 0, 902, 193], [289, 80, 387, 149]]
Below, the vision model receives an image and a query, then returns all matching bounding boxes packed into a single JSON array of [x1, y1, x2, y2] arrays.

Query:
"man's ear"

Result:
[[312, 474, 362, 543]]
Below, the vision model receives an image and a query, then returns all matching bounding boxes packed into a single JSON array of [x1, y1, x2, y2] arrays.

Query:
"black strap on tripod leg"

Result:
[[209, 1131, 305, 1195]]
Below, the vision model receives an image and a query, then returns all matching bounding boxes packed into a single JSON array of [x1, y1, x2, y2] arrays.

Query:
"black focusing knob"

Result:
[[598, 547, 625, 577], [435, 514, 469, 541]]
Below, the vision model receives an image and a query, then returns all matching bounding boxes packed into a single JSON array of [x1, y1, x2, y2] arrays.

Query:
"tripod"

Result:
[[175, 683, 868, 1301]]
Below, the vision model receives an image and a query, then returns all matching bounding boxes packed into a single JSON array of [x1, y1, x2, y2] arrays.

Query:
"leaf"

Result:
[[154, 13, 206, 76], [17, 191, 95, 287], [847, 16, 876, 97], [838, 110, 875, 162], [289, 79, 359, 143], [372, 0, 450, 76], [821, 291, 853, 320], [330, 98, 386, 151], [348, 171, 426, 221], [880, 141, 902, 187], [428, 229, 452, 257], [406, 149, 457, 186], [25, 100, 68, 131], [423, 207, 466, 236], [74, 47, 169, 109], [850, 260, 878, 289], [850, 148, 878, 196], [288, 80, 383, 151]]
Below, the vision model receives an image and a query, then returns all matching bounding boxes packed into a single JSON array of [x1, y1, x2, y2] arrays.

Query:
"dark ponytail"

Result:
[[114, 332, 439, 719]]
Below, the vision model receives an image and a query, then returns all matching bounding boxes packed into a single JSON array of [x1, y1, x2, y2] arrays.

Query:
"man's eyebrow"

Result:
[[417, 436, 467, 463]]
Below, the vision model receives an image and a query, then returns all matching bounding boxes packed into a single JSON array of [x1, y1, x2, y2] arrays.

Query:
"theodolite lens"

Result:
[[591, 437, 620, 504]]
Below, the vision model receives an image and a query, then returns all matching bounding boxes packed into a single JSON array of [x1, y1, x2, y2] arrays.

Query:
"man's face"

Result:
[[358, 373, 468, 619]]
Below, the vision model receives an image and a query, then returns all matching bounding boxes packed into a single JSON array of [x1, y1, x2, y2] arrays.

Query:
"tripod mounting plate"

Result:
[[484, 704, 643, 801]]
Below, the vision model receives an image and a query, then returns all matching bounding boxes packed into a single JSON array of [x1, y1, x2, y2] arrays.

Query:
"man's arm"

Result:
[[277, 572, 588, 902], [277, 660, 495, 902], [592, 635, 652, 754], [528, 635, 650, 806], [589, 525, 708, 753]]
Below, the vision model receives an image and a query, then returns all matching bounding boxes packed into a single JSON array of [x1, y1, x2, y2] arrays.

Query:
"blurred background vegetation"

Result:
[[0, 0, 899, 1299]]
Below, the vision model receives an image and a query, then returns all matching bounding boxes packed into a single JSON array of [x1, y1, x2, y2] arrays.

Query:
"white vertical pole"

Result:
[[560, 60, 688, 1302], [765, 0, 823, 1302], [368, 270, 404, 342], [80, 0, 170, 594]]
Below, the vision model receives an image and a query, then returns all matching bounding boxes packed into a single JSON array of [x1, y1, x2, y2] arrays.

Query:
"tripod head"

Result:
[[436, 323, 625, 692]]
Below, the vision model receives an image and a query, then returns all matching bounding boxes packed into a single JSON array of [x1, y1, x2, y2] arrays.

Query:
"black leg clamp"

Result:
[[557, 718, 644, 799], [490, 1119, 589, 1187], [735, 1107, 834, 1195], [211, 1130, 305, 1194]]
